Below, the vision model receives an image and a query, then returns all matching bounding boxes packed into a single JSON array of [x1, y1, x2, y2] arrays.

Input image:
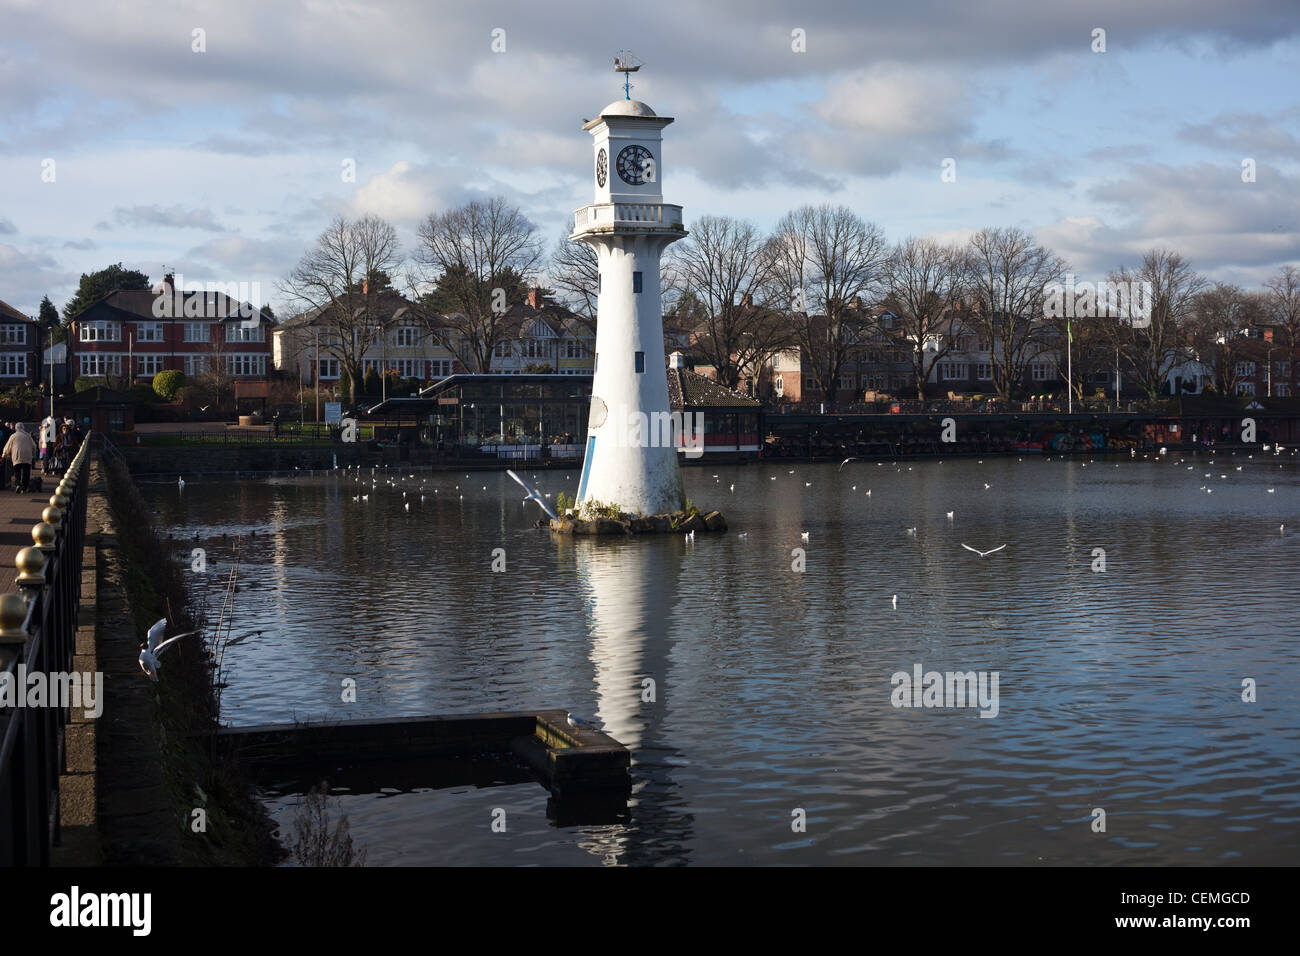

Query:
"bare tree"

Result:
[[1187, 283, 1258, 395], [410, 197, 542, 373], [1265, 265, 1300, 394], [769, 205, 889, 406], [1104, 249, 1206, 401], [966, 227, 1068, 400], [884, 237, 971, 398], [280, 215, 404, 388], [548, 231, 600, 319], [673, 216, 791, 390]]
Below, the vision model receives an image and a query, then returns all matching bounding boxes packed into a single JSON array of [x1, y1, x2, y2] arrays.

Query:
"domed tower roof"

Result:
[[599, 98, 657, 118]]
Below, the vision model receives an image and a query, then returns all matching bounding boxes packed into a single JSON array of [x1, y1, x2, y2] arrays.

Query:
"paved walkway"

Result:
[[0, 464, 61, 594]]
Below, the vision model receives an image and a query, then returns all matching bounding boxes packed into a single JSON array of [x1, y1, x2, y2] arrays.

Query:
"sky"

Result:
[[1, 0, 1298, 317]]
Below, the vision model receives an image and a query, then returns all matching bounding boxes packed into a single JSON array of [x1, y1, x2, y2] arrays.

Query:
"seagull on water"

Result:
[[684, 529, 695, 544], [906, 527, 917, 536], [962, 543, 1007, 558], [946, 511, 954, 520], [139, 618, 201, 681], [983, 483, 990, 490], [507, 469, 557, 520], [891, 594, 897, 609], [800, 531, 809, 541], [177, 476, 185, 488]]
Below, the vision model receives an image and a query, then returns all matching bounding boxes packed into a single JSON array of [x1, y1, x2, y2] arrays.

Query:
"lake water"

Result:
[[143, 451, 1300, 865]]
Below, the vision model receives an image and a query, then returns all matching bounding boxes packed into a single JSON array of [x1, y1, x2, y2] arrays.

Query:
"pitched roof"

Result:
[[78, 288, 275, 325], [0, 299, 36, 324], [667, 368, 762, 409], [279, 291, 414, 330]]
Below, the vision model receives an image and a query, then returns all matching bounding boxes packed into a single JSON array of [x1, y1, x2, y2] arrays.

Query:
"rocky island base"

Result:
[[545, 508, 728, 536]]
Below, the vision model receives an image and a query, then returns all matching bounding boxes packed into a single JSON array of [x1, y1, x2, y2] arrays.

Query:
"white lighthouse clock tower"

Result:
[[571, 56, 687, 517]]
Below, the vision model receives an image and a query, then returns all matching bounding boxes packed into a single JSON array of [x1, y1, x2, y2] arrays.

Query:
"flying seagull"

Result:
[[507, 469, 557, 520], [139, 618, 201, 681], [962, 543, 1007, 558]]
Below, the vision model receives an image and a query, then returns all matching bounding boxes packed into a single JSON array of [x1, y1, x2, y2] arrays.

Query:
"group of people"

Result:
[[0, 416, 84, 493]]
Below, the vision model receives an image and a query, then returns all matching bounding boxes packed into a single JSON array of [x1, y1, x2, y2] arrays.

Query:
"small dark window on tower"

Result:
[[635, 351, 645, 373], [633, 271, 643, 293]]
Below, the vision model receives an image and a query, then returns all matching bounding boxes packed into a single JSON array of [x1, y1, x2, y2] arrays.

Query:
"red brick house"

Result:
[[67, 275, 275, 388], [0, 298, 43, 389]]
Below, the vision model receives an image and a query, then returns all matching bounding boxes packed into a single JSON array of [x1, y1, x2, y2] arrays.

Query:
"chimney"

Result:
[[528, 287, 543, 309], [163, 273, 175, 295], [362, 278, 369, 295], [851, 296, 863, 311], [740, 293, 753, 308], [669, 350, 684, 370]]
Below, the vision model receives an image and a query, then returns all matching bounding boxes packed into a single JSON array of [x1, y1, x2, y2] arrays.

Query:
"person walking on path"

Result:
[[3, 423, 37, 493]]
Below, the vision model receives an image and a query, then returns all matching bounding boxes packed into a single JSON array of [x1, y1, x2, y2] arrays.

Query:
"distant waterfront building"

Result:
[[67, 275, 275, 387], [0, 298, 43, 389]]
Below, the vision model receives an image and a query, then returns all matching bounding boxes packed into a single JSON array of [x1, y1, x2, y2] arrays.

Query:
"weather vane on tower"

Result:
[[613, 50, 642, 100]]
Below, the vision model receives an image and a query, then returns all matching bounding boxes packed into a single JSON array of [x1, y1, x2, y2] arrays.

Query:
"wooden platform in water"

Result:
[[215, 709, 630, 806]]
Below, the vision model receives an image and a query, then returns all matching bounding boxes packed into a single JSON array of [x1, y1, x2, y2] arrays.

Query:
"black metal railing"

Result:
[[0, 436, 91, 866]]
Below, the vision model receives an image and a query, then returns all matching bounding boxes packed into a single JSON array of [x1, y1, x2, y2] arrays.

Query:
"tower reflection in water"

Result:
[[558, 534, 694, 865]]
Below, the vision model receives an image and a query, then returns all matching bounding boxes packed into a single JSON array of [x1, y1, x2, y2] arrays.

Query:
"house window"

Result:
[[494, 341, 509, 358], [80, 354, 119, 376], [940, 363, 968, 380], [392, 359, 419, 378], [226, 354, 266, 377], [1276, 383, 1290, 397], [363, 358, 380, 374], [1, 325, 27, 344], [633, 272, 643, 294], [1031, 363, 1053, 381], [226, 323, 265, 343], [80, 320, 120, 342], [136, 322, 164, 343], [0, 354, 26, 377], [318, 358, 339, 379], [976, 363, 993, 380], [1237, 381, 1256, 396], [394, 327, 416, 348], [183, 322, 209, 343], [136, 355, 165, 377], [1275, 361, 1291, 379], [184, 355, 207, 377], [1235, 361, 1256, 377], [430, 359, 453, 378], [774, 376, 784, 396], [635, 351, 645, 373]]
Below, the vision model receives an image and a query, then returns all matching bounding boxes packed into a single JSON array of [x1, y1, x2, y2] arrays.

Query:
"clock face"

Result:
[[616, 144, 653, 185], [596, 148, 607, 188]]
